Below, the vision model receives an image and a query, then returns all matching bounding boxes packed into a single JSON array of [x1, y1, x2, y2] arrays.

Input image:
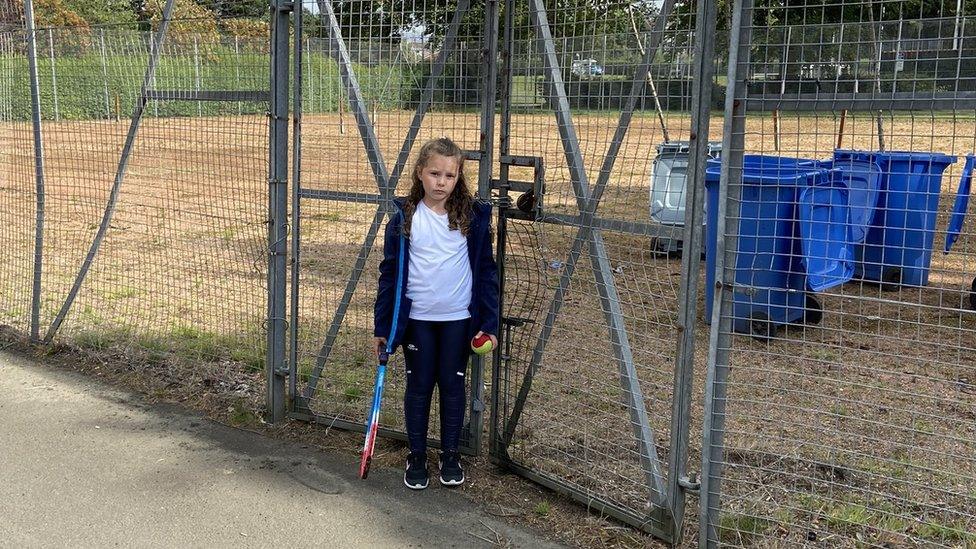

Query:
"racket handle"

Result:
[[379, 350, 389, 364]]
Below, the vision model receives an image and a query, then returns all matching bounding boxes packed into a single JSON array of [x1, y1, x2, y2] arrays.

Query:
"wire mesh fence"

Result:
[[0, 2, 271, 409], [5, 0, 976, 546], [702, 1, 976, 546]]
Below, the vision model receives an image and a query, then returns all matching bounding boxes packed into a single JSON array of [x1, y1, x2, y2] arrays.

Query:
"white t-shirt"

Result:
[[406, 201, 473, 321]]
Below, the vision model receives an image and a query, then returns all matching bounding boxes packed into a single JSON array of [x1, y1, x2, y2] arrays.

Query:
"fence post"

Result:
[[469, 0, 500, 455], [47, 28, 58, 121], [266, 0, 291, 423], [700, 0, 754, 544], [289, 1, 304, 414], [24, 0, 45, 342], [668, 0, 719, 541]]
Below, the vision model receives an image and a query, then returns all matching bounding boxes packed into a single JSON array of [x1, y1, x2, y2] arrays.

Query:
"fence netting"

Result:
[[703, 1, 976, 546], [0, 2, 270, 407]]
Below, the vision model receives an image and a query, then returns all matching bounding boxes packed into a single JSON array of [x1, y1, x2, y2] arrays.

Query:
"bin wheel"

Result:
[[748, 312, 776, 343], [803, 294, 823, 325], [880, 267, 902, 292], [969, 277, 976, 311]]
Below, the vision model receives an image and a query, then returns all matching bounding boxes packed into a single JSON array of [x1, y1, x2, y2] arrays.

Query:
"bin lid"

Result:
[[945, 154, 975, 254], [656, 141, 692, 156], [656, 140, 724, 158], [798, 184, 854, 292], [835, 149, 957, 169], [829, 159, 882, 244], [704, 156, 824, 186]]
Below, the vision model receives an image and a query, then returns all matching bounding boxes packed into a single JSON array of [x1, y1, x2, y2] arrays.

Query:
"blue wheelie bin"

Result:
[[834, 150, 957, 288], [705, 156, 855, 340]]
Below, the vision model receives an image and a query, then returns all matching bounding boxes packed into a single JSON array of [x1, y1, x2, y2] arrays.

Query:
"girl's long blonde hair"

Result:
[[402, 137, 473, 238]]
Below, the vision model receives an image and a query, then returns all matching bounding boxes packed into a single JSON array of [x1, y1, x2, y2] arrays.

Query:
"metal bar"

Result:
[[386, 0, 472, 193], [497, 459, 673, 542], [289, 3, 304, 412], [503, 0, 668, 509], [667, 0, 718, 541], [298, 189, 384, 204], [300, 206, 387, 402], [317, 0, 391, 193], [527, 0, 590, 211], [24, 0, 44, 342], [490, 0, 517, 459], [744, 92, 976, 111], [466, 0, 501, 456], [43, 0, 178, 343], [538, 213, 683, 239], [266, 0, 292, 423], [700, 0, 753, 544], [145, 90, 271, 102], [301, 0, 476, 414]]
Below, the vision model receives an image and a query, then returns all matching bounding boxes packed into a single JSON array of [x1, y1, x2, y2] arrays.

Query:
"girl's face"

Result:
[[417, 153, 460, 207]]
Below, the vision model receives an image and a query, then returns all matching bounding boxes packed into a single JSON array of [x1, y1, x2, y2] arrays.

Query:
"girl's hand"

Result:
[[374, 337, 387, 360], [474, 331, 498, 350]]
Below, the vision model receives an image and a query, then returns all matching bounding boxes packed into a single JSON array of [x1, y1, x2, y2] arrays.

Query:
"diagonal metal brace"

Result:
[[43, 0, 178, 343], [499, 0, 677, 512]]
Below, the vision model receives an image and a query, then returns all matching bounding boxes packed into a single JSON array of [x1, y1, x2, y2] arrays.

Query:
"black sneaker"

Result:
[[439, 450, 464, 486], [403, 451, 429, 490]]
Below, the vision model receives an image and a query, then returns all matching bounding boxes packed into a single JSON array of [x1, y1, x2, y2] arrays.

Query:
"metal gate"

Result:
[[486, 0, 717, 543], [288, 0, 496, 455], [286, 1, 717, 544]]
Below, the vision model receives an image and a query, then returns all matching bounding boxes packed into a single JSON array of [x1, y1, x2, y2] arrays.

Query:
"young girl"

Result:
[[373, 137, 498, 490]]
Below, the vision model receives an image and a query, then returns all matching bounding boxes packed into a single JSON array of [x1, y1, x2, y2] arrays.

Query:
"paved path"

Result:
[[0, 351, 561, 548]]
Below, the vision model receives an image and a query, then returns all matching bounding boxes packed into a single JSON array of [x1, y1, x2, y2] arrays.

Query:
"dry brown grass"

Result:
[[2, 109, 976, 547]]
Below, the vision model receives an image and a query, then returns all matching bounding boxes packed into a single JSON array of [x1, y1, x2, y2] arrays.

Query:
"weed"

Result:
[[534, 501, 550, 517], [719, 513, 770, 544]]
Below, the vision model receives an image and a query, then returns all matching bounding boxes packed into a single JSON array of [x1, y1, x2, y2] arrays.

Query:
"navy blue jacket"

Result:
[[374, 198, 499, 352]]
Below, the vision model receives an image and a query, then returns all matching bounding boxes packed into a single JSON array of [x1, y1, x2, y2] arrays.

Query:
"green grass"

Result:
[[68, 322, 264, 371], [719, 513, 771, 544], [914, 521, 976, 544], [533, 501, 550, 517]]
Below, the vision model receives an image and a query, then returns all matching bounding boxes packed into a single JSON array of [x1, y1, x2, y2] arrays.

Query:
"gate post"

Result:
[[467, 0, 501, 455], [667, 0, 719, 542], [267, 0, 292, 423], [24, 0, 45, 342]]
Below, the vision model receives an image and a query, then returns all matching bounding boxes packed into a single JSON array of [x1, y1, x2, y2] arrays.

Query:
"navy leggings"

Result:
[[402, 318, 470, 454]]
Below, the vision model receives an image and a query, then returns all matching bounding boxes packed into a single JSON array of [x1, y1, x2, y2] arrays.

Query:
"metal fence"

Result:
[[701, 1, 976, 546], [0, 1, 272, 409], [3, 0, 976, 547]]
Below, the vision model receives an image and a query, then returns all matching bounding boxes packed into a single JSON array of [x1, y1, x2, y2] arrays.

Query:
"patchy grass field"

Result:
[[2, 109, 976, 546]]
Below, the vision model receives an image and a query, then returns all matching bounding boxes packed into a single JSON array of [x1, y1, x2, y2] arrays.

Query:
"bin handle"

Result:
[[945, 154, 975, 254]]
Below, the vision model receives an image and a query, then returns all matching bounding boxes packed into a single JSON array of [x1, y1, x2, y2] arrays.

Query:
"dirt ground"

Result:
[[2, 109, 976, 547]]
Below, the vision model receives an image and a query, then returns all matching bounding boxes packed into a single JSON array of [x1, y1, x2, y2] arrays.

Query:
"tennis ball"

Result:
[[471, 334, 494, 355]]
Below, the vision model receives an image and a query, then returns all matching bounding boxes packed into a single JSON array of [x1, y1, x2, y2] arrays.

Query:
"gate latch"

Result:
[[492, 155, 545, 221]]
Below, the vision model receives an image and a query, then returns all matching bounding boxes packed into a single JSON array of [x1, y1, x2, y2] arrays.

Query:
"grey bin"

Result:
[[648, 141, 722, 253]]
